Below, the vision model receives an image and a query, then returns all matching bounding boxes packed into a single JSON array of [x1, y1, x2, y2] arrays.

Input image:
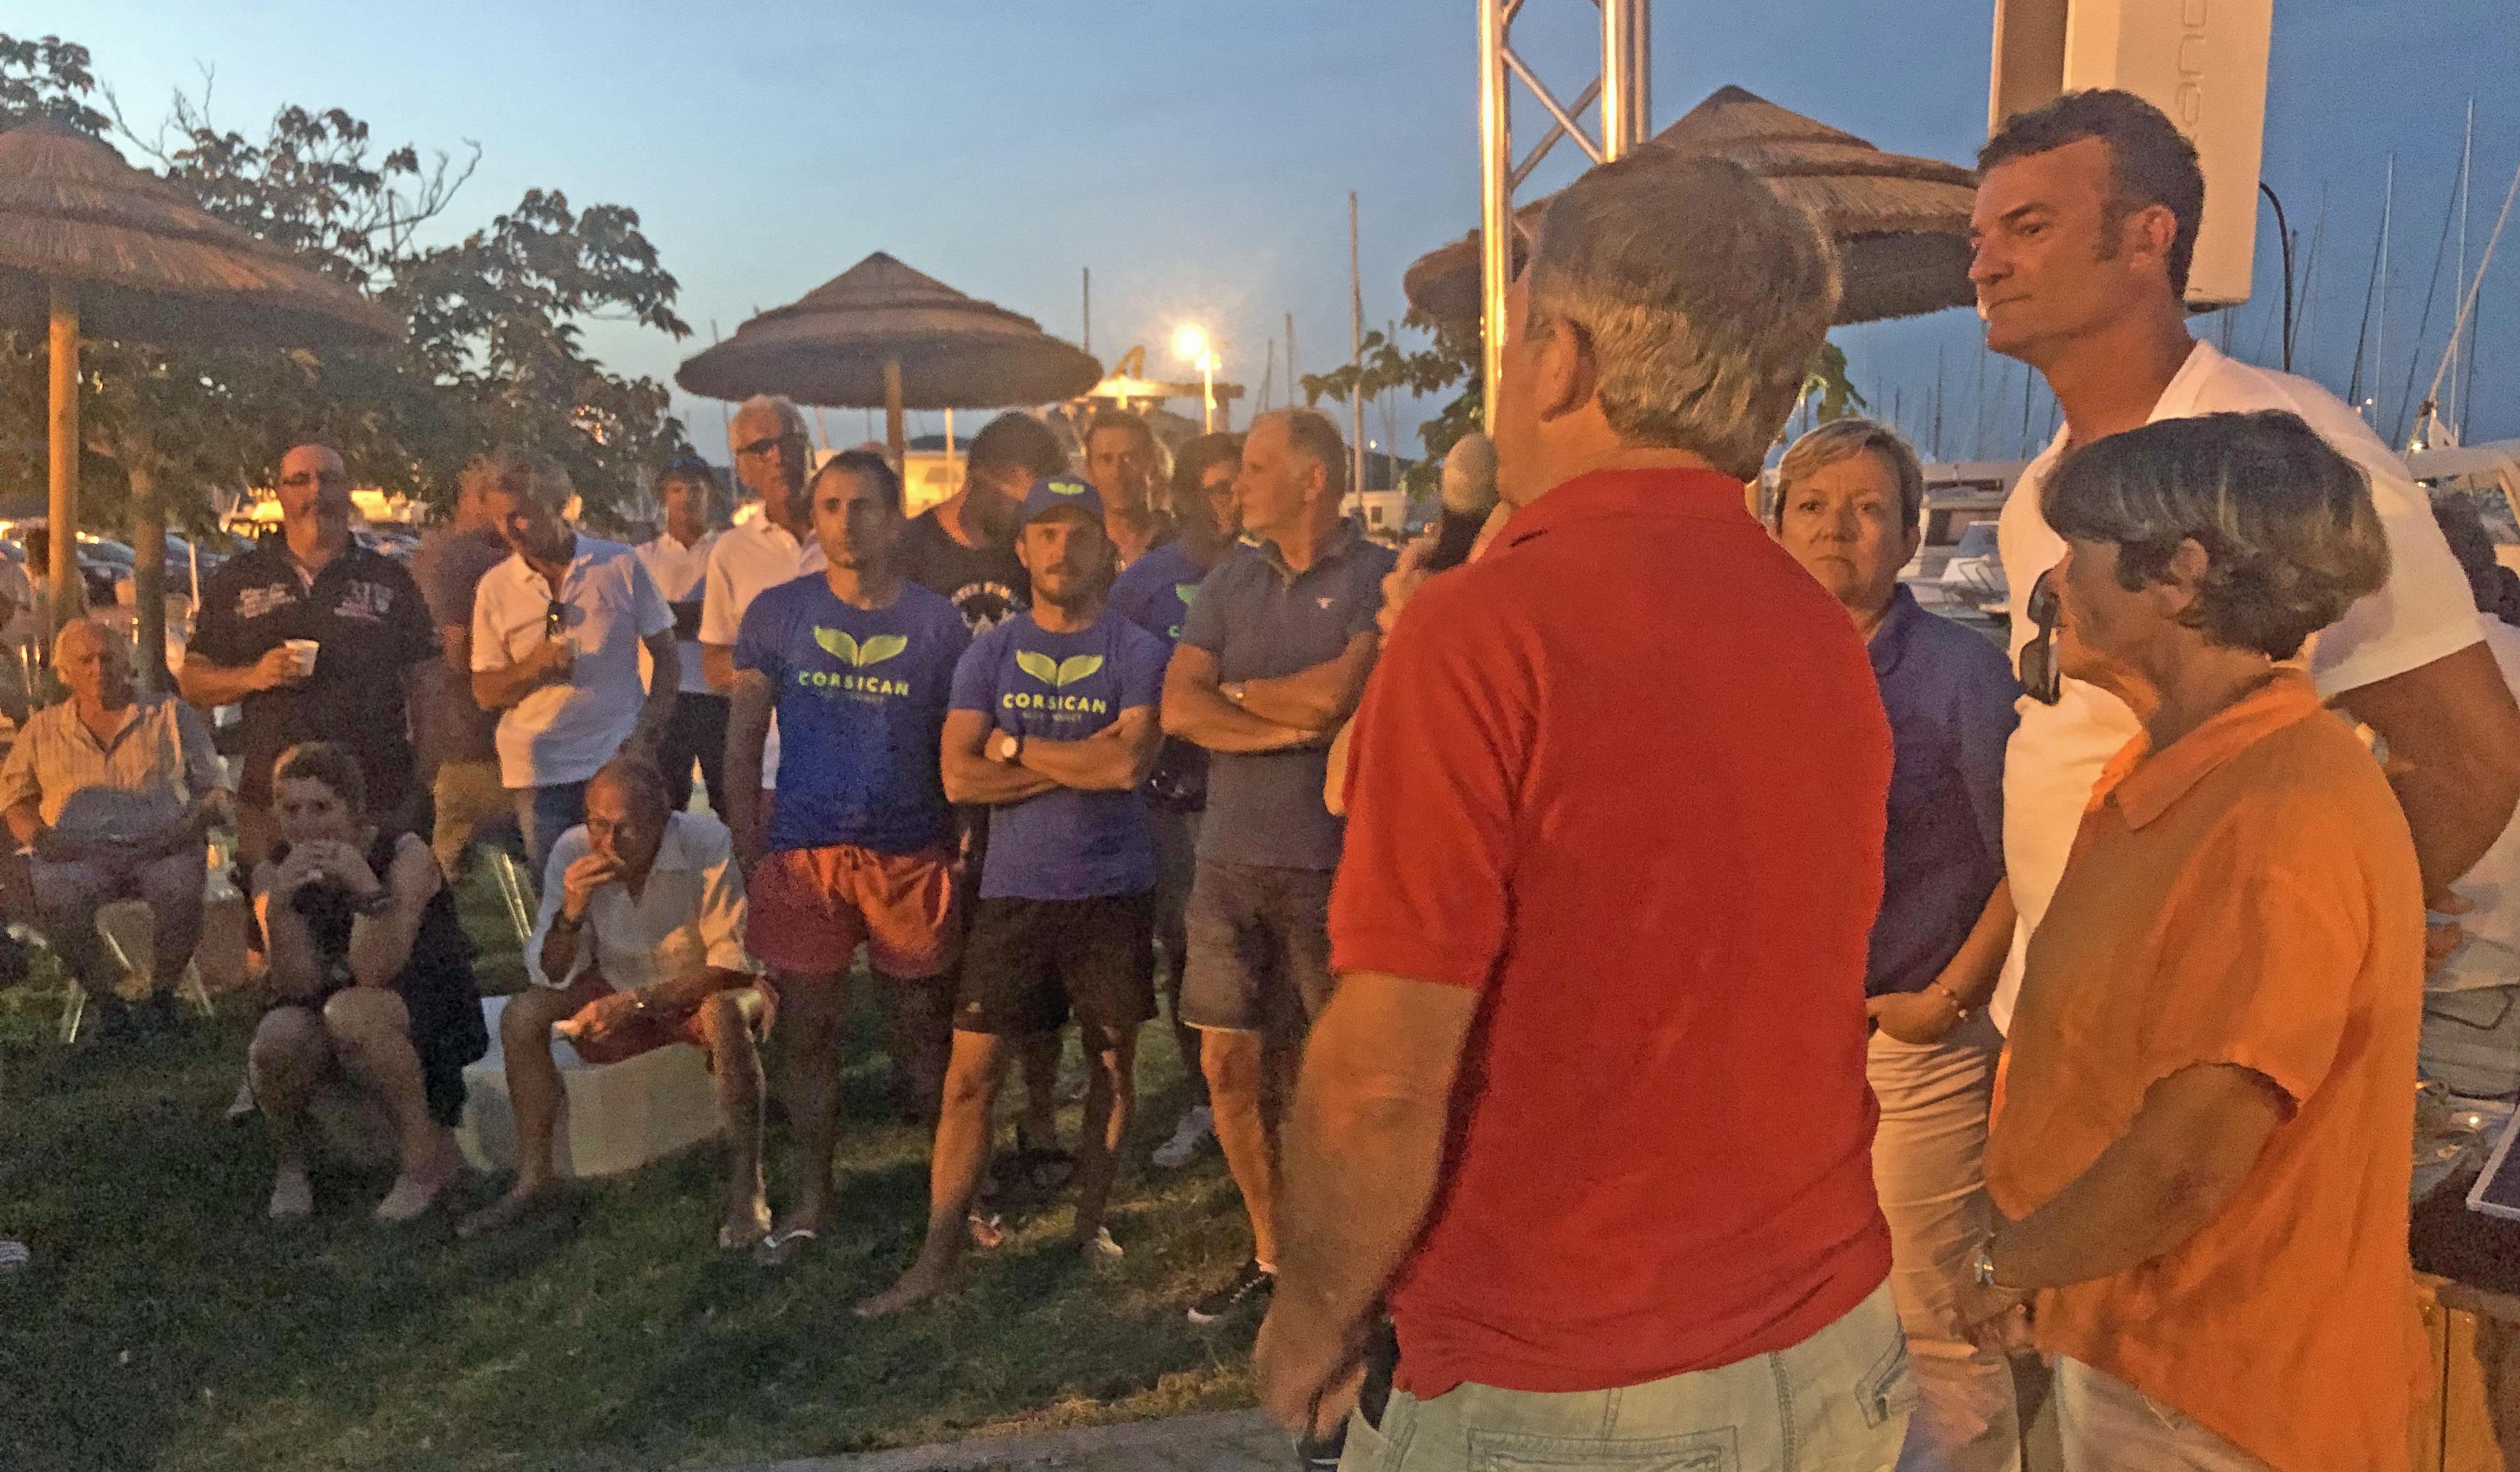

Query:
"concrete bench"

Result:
[[454, 993, 722, 1179]]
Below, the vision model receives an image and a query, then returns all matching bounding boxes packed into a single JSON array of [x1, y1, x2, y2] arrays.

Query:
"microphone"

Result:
[[1429, 431, 1498, 571]]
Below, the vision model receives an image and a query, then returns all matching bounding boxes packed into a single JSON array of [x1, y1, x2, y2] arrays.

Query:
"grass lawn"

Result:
[[0, 868, 1259, 1471]]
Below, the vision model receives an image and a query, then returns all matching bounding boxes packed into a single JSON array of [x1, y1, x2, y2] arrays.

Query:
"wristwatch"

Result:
[[1222, 681, 1248, 705], [992, 731, 1024, 764], [1969, 1241, 2011, 1291]]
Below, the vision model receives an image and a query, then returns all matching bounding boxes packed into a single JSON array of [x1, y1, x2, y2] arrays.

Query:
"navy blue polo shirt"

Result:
[[1180, 522, 1395, 870], [1865, 584, 2019, 997]]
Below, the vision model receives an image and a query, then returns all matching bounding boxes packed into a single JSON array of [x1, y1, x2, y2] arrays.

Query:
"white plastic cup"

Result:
[[283, 638, 319, 678]]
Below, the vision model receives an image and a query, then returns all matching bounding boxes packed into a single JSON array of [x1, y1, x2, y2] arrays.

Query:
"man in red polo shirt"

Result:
[[1255, 153, 1909, 1469]]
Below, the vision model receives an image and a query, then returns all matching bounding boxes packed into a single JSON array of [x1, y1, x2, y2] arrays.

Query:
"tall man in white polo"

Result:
[[1969, 91, 2520, 1037], [469, 447, 681, 872]]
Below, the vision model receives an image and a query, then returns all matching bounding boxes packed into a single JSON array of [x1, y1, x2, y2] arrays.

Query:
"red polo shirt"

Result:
[[1332, 467, 1894, 1397]]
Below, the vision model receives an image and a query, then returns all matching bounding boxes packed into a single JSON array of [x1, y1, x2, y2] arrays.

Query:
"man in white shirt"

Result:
[[469, 448, 680, 872], [699, 397, 824, 800], [457, 758, 772, 1246], [1971, 90, 2520, 1037], [636, 454, 724, 813]]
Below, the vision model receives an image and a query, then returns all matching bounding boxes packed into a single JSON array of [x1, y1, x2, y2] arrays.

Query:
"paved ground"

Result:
[[710, 1411, 1292, 1472]]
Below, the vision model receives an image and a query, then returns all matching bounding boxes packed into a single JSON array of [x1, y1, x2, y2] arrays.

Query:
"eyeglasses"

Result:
[[733, 435, 805, 460], [2018, 569, 2063, 706], [278, 471, 350, 490]]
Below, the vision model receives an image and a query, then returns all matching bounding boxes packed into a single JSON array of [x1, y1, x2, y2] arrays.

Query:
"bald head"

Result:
[[275, 442, 354, 552], [53, 617, 131, 709]]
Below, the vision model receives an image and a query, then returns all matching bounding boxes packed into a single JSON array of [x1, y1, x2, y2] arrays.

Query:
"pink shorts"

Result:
[[747, 843, 956, 980]]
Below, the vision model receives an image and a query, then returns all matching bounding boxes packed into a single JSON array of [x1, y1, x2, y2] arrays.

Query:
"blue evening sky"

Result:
[[24, 1, 2520, 462]]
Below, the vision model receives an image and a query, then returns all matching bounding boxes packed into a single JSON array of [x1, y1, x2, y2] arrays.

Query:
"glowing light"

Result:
[[1171, 324, 1210, 365]]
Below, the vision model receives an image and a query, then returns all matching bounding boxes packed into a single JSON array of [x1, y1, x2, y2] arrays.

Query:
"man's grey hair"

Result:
[[1526, 153, 1840, 480], [588, 755, 673, 820], [728, 395, 810, 452], [2042, 410, 2390, 661], [1775, 419, 1927, 533], [463, 445, 573, 510], [51, 616, 123, 664], [1264, 407, 1350, 502]]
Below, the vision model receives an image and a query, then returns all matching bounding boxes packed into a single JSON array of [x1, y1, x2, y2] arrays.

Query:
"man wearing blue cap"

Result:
[[857, 475, 1170, 1316]]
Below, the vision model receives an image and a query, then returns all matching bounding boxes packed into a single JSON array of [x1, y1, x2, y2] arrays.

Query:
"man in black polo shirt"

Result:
[[183, 443, 437, 861]]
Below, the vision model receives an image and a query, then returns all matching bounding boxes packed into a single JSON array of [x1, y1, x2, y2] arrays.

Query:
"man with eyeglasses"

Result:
[[700, 397, 824, 828], [185, 443, 438, 865], [469, 447, 680, 873]]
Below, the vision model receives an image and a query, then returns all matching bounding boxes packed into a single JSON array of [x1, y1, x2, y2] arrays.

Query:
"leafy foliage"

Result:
[[0, 34, 691, 537]]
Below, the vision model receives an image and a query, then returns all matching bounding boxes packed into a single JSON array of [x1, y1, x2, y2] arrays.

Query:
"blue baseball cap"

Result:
[[1021, 475, 1105, 525]]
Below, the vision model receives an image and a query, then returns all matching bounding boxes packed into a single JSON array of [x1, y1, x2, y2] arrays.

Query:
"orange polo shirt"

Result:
[[1985, 671, 2424, 1472]]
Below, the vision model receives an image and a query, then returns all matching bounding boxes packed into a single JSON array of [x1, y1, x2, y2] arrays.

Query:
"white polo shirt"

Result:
[[473, 534, 675, 791], [698, 509, 824, 787], [1991, 339, 2482, 1030], [526, 810, 755, 991], [636, 529, 717, 695]]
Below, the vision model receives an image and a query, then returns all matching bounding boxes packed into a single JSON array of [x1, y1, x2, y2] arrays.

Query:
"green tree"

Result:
[[0, 34, 691, 543]]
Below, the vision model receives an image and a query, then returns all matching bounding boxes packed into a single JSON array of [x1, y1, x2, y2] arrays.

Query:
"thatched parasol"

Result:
[[0, 120, 398, 680], [1404, 85, 1979, 330], [675, 252, 1101, 465]]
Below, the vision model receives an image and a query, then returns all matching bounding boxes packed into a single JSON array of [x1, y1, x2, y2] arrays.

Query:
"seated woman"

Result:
[[1977, 410, 2421, 1471], [247, 743, 487, 1223]]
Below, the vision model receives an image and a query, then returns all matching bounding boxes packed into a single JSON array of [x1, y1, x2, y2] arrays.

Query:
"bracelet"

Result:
[[1926, 981, 1969, 1018], [550, 910, 585, 934]]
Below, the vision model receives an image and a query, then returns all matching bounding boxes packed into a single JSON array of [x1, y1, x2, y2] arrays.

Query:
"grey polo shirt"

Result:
[[1180, 522, 1395, 870]]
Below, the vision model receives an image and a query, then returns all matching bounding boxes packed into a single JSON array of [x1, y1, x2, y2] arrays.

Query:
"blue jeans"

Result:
[[513, 780, 589, 880], [1342, 1283, 1913, 1472]]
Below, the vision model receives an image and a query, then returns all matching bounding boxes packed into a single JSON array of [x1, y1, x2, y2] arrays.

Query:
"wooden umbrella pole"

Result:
[[47, 277, 82, 637], [883, 358, 907, 469], [127, 429, 167, 693]]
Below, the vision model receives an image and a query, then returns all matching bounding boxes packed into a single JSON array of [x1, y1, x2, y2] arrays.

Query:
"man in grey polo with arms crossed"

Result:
[[1162, 406, 1394, 1326]]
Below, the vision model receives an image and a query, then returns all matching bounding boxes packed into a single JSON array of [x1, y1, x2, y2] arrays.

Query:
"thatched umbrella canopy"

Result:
[[676, 252, 1101, 464], [0, 120, 398, 680], [1404, 85, 1979, 330]]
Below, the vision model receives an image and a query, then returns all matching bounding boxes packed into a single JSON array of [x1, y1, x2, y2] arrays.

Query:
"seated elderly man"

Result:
[[0, 619, 227, 1038], [457, 758, 769, 1246]]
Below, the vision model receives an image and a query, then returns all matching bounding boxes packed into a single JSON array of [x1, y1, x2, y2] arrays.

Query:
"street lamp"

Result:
[[1173, 324, 1218, 433]]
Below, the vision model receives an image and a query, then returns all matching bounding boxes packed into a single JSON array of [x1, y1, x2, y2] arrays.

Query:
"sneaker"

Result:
[[1151, 1104, 1213, 1169], [1186, 1258, 1275, 1324]]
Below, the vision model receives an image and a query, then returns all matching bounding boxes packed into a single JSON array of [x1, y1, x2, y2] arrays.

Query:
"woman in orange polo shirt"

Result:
[[1976, 409, 2425, 1471]]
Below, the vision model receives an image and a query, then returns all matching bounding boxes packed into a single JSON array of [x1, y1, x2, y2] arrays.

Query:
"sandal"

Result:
[[752, 1226, 819, 1268]]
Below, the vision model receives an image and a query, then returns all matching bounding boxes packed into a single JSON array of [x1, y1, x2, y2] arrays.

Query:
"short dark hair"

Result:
[[273, 741, 370, 820], [967, 412, 1066, 480], [2042, 410, 2389, 659], [1979, 89, 2206, 298], [1171, 432, 1242, 507], [813, 449, 902, 516], [1272, 407, 1349, 500]]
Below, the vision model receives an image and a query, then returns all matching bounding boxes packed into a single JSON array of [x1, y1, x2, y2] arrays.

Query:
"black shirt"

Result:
[[897, 509, 1028, 634], [191, 540, 437, 806]]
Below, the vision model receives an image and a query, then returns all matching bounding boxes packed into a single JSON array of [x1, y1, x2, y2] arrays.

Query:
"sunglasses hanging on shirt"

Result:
[[2018, 569, 2063, 706]]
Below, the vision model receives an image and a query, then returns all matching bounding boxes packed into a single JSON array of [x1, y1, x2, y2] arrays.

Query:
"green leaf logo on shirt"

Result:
[[1015, 649, 1106, 687], [814, 627, 909, 667], [1175, 584, 1200, 606]]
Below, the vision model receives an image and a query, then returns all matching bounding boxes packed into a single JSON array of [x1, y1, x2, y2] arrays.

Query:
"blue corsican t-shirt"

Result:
[[734, 575, 970, 856], [949, 610, 1170, 900]]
